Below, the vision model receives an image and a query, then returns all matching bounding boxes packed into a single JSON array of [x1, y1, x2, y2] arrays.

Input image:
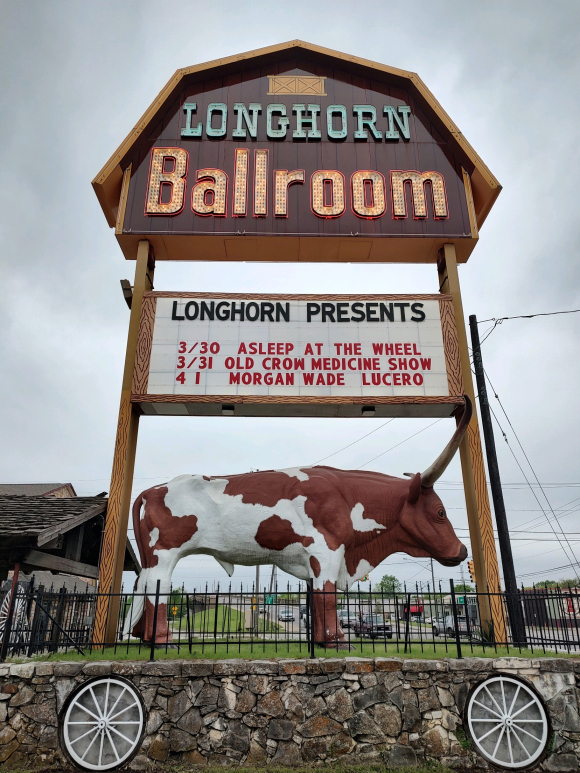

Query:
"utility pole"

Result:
[[469, 315, 527, 645]]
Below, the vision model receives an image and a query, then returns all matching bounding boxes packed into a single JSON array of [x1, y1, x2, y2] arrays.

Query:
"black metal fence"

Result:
[[1, 578, 580, 661]]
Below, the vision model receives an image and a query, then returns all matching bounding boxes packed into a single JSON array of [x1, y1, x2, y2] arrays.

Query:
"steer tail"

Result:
[[122, 492, 146, 638]]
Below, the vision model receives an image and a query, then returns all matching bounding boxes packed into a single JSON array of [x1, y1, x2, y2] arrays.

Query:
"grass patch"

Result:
[[12, 640, 580, 663], [189, 604, 281, 635]]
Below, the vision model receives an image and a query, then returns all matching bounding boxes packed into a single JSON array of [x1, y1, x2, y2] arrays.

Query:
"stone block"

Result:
[[347, 711, 385, 742], [142, 660, 181, 676], [272, 740, 302, 765], [268, 718, 295, 740], [345, 657, 374, 673], [375, 657, 403, 671], [168, 689, 192, 721], [170, 727, 197, 752], [248, 675, 269, 694], [111, 662, 142, 676], [388, 743, 418, 767], [182, 750, 207, 765], [176, 707, 202, 735], [9, 685, 34, 707], [540, 660, 574, 673], [353, 683, 389, 712], [279, 660, 307, 675], [448, 657, 490, 672], [34, 664, 53, 677], [0, 738, 20, 763], [403, 659, 447, 672], [246, 660, 279, 675], [320, 659, 343, 674], [544, 753, 579, 772], [299, 715, 344, 737], [82, 662, 112, 676], [326, 687, 354, 722], [424, 724, 450, 757], [53, 662, 84, 677], [148, 733, 169, 761], [302, 736, 331, 761], [373, 703, 402, 736], [146, 710, 164, 735], [0, 726, 17, 745], [9, 663, 35, 679], [182, 661, 214, 677], [213, 660, 247, 676], [222, 720, 250, 753], [245, 739, 267, 765], [437, 686, 455, 707], [235, 689, 256, 713], [21, 702, 57, 726], [360, 672, 377, 688], [256, 690, 284, 717], [194, 683, 220, 707]]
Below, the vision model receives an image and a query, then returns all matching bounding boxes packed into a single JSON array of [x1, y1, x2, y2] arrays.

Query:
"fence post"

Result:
[[403, 593, 411, 653], [0, 566, 20, 662], [450, 580, 462, 659], [150, 580, 160, 662], [308, 580, 315, 658]]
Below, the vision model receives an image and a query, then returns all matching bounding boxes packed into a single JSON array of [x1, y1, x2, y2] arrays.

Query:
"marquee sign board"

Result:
[[132, 292, 463, 417], [93, 41, 500, 265]]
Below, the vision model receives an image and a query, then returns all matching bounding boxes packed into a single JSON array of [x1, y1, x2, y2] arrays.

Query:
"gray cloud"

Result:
[[1, 0, 579, 591]]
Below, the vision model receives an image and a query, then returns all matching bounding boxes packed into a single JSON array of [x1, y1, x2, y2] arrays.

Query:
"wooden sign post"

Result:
[[91, 40, 506, 645]]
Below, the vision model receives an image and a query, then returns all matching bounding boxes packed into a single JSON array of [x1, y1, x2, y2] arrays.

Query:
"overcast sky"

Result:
[[1, 0, 579, 593]]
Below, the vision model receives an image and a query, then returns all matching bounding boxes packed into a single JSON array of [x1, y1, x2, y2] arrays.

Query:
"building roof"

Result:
[[93, 39, 501, 235], [0, 483, 77, 497], [0, 496, 107, 543]]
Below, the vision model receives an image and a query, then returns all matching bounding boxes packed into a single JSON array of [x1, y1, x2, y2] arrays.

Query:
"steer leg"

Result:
[[312, 580, 348, 648], [141, 556, 175, 644]]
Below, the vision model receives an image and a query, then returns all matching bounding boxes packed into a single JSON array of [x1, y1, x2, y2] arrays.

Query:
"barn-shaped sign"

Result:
[[93, 40, 500, 264]]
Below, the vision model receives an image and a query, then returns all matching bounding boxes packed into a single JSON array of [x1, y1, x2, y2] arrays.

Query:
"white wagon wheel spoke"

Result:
[[511, 699, 536, 719], [510, 726, 532, 757], [62, 677, 144, 771], [70, 726, 100, 745], [81, 727, 102, 762], [477, 722, 504, 743], [105, 728, 120, 763], [108, 725, 134, 745], [106, 686, 126, 720], [473, 698, 502, 718], [467, 676, 548, 769]]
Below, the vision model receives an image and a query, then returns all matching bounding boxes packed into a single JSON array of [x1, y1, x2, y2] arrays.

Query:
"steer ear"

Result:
[[407, 473, 422, 504]]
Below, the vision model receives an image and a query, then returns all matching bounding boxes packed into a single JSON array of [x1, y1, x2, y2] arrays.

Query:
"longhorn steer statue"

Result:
[[126, 397, 472, 645]]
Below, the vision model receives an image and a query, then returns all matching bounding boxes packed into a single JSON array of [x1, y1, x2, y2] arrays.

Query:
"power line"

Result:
[[479, 309, 580, 324], [483, 372, 580, 572], [355, 418, 443, 469], [310, 418, 396, 465]]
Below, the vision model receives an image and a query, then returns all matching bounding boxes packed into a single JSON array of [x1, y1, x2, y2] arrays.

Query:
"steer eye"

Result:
[[437, 509, 446, 519]]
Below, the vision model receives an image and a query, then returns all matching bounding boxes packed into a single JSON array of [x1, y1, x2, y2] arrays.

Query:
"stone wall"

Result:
[[0, 656, 579, 770]]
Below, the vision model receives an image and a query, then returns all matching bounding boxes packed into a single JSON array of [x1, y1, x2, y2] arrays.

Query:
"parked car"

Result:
[[353, 614, 393, 639], [278, 608, 295, 622], [432, 615, 470, 636], [337, 610, 358, 629]]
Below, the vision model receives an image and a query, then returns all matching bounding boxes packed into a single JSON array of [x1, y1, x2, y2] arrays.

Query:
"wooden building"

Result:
[[0, 495, 139, 583]]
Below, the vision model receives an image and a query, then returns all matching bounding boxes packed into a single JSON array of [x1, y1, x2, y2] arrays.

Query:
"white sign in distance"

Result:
[[132, 294, 463, 418]]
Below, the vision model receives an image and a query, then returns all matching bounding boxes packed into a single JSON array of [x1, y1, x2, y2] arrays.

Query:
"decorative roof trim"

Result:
[[92, 39, 500, 232]]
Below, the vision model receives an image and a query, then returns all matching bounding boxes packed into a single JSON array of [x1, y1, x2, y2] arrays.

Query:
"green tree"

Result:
[[454, 583, 473, 593], [374, 574, 402, 594]]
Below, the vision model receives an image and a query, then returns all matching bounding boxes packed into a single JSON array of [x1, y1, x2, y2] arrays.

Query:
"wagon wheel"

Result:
[[467, 675, 548, 769], [61, 677, 145, 770]]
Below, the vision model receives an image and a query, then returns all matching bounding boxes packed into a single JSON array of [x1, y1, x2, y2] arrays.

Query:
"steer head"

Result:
[[398, 397, 472, 567]]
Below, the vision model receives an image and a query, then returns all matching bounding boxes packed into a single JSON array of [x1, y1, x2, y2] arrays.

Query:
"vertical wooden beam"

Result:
[[438, 243, 506, 641], [93, 240, 155, 646]]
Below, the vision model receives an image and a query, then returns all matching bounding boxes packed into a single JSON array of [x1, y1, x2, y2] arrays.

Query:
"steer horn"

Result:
[[420, 395, 473, 488]]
